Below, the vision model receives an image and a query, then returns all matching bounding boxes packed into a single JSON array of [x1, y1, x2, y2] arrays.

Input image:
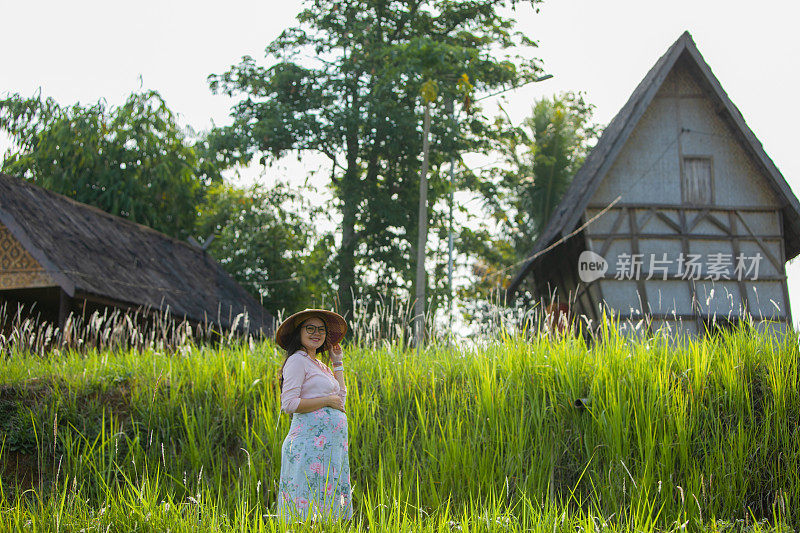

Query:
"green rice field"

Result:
[[0, 313, 798, 531]]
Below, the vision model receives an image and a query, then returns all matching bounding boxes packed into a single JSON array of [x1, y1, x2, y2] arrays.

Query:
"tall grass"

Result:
[[0, 302, 220, 356], [0, 307, 797, 531]]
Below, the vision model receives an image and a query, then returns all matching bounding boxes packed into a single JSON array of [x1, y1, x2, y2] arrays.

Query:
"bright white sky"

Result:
[[2, 0, 799, 328]]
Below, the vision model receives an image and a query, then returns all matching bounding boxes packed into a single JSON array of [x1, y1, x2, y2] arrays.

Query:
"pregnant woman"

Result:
[[275, 308, 352, 523]]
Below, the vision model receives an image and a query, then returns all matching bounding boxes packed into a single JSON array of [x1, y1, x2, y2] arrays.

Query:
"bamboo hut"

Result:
[[506, 32, 800, 339]]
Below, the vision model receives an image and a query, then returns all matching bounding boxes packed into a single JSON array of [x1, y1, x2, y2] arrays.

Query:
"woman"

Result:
[[274, 308, 352, 523]]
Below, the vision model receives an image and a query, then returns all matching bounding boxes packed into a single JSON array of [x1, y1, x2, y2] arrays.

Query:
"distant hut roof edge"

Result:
[[0, 172, 275, 334]]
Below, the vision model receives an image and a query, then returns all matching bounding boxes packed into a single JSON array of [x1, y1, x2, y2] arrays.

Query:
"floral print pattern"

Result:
[[277, 407, 352, 522]]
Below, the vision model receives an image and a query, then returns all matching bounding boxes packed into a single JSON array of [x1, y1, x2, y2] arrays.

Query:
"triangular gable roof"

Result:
[[506, 31, 800, 299], [0, 173, 275, 334]]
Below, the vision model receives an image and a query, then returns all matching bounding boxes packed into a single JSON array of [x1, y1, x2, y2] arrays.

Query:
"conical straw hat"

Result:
[[274, 308, 347, 350]]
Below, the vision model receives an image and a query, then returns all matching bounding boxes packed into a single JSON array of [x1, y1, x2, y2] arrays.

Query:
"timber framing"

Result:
[[505, 32, 799, 337]]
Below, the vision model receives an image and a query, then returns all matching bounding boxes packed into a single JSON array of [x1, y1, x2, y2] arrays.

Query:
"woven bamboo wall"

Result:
[[581, 60, 790, 338], [0, 223, 54, 290]]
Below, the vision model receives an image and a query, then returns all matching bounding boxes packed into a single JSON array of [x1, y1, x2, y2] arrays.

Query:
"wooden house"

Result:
[[505, 32, 800, 339], [0, 173, 275, 335]]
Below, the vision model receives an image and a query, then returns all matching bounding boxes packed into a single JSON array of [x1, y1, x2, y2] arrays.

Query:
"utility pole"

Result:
[[414, 80, 437, 354], [444, 97, 456, 337], [413, 73, 552, 350]]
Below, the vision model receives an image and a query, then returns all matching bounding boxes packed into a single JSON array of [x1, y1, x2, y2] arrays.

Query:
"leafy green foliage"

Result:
[[0, 90, 219, 239], [0, 90, 333, 316], [195, 182, 337, 313], [462, 92, 599, 300], [207, 0, 544, 319]]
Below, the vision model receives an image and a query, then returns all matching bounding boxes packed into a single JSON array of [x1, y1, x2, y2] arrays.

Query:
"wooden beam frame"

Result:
[[590, 232, 781, 241], [596, 273, 786, 282], [587, 203, 781, 212], [569, 231, 599, 324], [734, 210, 782, 271], [678, 209, 702, 332], [598, 206, 628, 258], [628, 208, 653, 335], [687, 207, 711, 233], [606, 312, 788, 324], [728, 211, 752, 315], [778, 209, 794, 328], [58, 289, 71, 330], [655, 211, 683, 233]]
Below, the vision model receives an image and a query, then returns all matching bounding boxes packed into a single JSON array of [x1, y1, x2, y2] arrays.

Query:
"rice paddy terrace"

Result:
[[0, 320, 798, 532]]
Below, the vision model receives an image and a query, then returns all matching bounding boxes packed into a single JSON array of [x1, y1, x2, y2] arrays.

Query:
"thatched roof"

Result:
[[0, 172, 275, 334], [506, 31, 800, 300]]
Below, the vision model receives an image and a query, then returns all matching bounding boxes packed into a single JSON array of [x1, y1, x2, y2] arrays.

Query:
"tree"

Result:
[[195, 181, 337, 314], [462, 91, 599, 303], [0, 90, 219, 239], [207, 0, 543, 323]]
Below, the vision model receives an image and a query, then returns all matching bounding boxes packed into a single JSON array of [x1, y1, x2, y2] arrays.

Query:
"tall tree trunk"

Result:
[[336, 73, 361, 325], [414, 101, 431, 349], [337, 140, 359, 325]]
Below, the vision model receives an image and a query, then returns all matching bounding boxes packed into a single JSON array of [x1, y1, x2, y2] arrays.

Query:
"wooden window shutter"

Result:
[[683, 157, 712, 205]]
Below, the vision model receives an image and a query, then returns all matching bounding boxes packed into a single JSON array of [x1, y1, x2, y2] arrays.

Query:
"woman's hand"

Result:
[[327, 394, 345, 412], [330, 343, 344, 365]]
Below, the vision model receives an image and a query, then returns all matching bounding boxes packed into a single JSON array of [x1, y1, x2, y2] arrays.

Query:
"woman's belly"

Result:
[[286, 407, 349, 449]]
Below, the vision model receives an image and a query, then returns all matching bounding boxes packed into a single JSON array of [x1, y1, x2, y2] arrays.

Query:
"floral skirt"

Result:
[[277, 406, 353, 522]]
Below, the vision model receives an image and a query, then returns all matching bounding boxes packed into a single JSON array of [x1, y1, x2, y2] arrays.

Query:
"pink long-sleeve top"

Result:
[[280, 350, 346, 414]]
